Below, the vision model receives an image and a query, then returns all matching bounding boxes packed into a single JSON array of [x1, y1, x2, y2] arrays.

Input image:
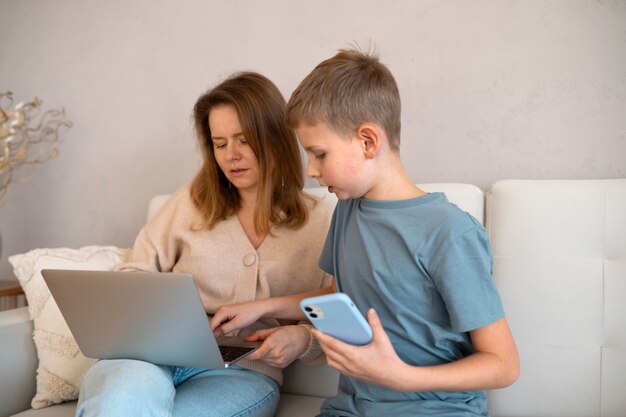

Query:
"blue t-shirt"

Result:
[[317, 192, 504, 417]]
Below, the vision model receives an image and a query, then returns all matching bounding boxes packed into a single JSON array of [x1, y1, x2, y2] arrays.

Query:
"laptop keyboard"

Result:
[[219, 345, 255, 363]]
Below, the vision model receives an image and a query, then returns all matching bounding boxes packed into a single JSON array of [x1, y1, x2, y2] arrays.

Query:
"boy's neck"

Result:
[[364, 154, 426, 201]]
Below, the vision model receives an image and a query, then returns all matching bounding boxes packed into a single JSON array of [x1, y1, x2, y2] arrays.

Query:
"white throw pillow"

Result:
[[8, 245, 130, 409]]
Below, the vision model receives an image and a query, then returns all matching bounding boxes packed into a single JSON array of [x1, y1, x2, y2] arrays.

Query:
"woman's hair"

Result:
[[286, 48, 402, 151], [190, 71, 309, 234]]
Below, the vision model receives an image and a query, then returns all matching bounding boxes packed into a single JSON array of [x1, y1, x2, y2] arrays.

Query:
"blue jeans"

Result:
[[76, 359, 280, 417]]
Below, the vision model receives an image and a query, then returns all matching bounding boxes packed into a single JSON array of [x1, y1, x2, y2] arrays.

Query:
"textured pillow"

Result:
[[8, 245, 130, 409]]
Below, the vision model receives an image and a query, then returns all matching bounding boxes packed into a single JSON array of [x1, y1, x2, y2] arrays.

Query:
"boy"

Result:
[[212, 48, 519, 416]]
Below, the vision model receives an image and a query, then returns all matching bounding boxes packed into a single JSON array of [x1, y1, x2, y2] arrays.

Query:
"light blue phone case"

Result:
[[300, 293, 373, 345]]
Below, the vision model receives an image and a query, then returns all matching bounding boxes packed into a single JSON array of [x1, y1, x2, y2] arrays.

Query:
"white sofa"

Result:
[[1, 179, 624, 417]]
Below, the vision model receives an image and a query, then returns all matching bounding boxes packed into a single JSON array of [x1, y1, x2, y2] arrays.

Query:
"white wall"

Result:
[[1, 0, 625, 277]]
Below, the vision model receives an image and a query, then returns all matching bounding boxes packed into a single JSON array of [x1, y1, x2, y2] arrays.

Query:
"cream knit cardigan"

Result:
[[116, 184, 333, 383]]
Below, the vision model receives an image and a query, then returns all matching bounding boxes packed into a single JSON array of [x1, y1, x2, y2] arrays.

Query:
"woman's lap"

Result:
[[77, 359, 279, 417], [172, 365, 279, 417]]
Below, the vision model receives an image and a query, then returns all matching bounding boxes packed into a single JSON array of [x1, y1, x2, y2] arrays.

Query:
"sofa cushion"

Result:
[[8, 246, 129, 409], [274, 394, 326, 417], [10, 401, 76, 417], [8, 394, 327, 417], [281, 360, 339, 398]]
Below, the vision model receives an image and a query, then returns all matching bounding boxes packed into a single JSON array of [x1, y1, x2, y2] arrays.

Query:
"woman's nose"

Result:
[[226, 143, 241, 161]]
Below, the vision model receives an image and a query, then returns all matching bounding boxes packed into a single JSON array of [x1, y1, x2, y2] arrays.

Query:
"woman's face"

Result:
[[209, 104, 260, 196]]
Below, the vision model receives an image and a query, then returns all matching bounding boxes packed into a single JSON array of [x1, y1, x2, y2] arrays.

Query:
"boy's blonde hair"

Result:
[[286, 48, 401, 151]]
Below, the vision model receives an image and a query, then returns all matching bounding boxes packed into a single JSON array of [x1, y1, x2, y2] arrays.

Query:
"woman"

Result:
[[76, 72, 333, 417]]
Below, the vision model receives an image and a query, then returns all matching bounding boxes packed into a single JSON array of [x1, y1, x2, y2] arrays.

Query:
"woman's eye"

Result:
[[315, 153, 326, 160], [213, 143, 226, 149]]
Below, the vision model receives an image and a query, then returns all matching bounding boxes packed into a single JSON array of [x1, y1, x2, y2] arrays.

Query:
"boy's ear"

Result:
[[356, 123, 382, 159]]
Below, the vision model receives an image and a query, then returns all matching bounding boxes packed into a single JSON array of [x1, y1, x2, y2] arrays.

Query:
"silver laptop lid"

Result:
[[41, 269, 242, 369]]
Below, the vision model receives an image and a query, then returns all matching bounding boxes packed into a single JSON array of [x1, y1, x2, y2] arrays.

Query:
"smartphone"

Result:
[[300, 293, 373, 345]]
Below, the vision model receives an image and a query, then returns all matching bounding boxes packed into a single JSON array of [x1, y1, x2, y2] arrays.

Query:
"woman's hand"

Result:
[[210, 301, 265, 337], [244, 325, 312, 368], [211, 285, 337, 337], [312, 308, 408, 390]]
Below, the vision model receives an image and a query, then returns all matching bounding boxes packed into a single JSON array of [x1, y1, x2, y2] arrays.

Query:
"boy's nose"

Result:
[[306, 162, 320, 179]]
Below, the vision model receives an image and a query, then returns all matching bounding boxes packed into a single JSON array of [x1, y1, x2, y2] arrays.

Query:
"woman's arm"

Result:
[[210, 279, 336, 336], [314, 310, 519, 392], [114, 229, 166, 272]]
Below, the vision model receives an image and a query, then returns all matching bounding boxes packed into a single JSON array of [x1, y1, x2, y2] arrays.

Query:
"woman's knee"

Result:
[[78, 359, 175, 416], [172, 368, 279, 417], [236, 384, 279, 417], [83, 359, 171, 392]]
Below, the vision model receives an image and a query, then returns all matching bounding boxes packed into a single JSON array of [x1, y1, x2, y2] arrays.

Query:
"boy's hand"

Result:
[[211, 301, 263, 337], [244, 325, 311, 368], [312, 308, 407, 389]]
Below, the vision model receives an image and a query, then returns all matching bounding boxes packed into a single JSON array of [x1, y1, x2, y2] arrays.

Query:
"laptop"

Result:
[[41, 269, 260, 369]]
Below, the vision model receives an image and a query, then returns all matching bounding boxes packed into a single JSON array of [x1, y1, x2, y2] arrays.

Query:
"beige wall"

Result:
[[1, 0, 625, 276]]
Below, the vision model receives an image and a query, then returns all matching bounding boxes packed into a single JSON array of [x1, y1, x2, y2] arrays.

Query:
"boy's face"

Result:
[[296, 123, 373, 200]]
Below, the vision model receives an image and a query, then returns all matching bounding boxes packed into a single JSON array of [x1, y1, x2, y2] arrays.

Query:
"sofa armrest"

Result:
[[0, 307, 37, 417]]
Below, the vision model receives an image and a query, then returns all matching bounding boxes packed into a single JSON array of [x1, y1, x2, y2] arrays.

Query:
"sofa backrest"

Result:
[[486, 179, 626, 417]]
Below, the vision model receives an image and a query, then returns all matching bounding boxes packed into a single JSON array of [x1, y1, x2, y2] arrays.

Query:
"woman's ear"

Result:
[[356, 123, 382, 159]]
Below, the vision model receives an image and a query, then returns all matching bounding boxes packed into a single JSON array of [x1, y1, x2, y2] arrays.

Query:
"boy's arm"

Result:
[[314, 309, 519, 392], [211, 279, 336, 336]]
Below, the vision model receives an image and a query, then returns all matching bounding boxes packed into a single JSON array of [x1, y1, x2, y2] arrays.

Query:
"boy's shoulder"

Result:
[[419, 193, 484, 239], [424, 192, 482, 226], [339, 192, 476, 218], [336, 192, 483, 235]]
